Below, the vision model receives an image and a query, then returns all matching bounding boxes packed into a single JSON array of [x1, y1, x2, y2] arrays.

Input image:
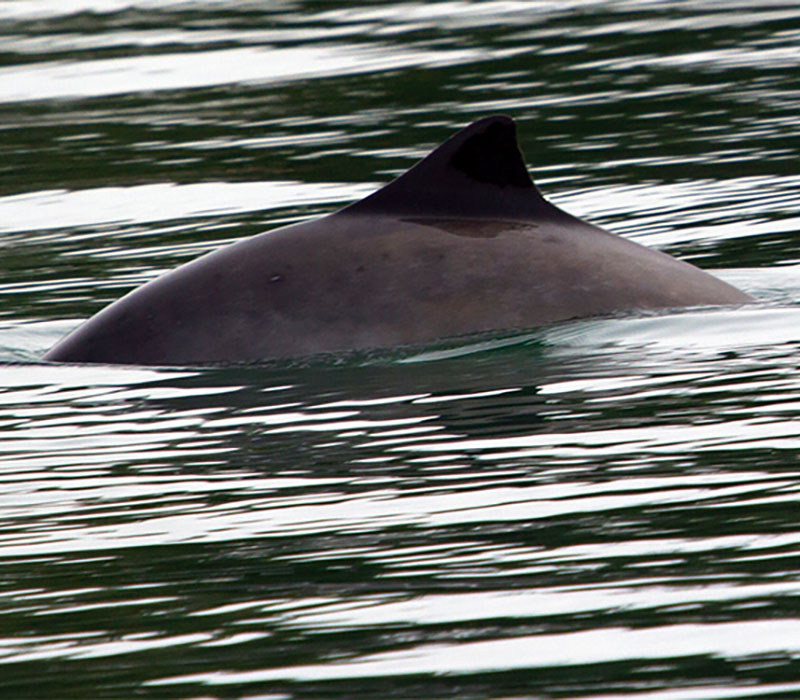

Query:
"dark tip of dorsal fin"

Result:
[[449, 116, 533, 188], [340, 115, 561, 220]]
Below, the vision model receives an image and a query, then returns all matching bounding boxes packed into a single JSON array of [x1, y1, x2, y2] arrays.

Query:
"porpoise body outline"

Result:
[[44, 116, 751, 365]]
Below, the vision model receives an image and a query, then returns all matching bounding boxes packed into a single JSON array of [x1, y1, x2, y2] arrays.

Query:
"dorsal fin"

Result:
[[340, 115, 564, 220]]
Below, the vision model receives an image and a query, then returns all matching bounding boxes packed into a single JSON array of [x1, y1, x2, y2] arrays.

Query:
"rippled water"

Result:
[[2, 2, 800, 698]]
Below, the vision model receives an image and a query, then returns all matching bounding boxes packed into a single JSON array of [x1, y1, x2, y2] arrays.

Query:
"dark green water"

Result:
[[2, 2, 800, 698]]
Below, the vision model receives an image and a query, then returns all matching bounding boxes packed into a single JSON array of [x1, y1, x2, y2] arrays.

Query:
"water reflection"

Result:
[[3, 316, 800, 554], [0, 45, 488, 104]]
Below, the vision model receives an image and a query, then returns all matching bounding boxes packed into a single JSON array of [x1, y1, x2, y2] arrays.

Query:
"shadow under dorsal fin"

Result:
[[340, 115, 565, 221]]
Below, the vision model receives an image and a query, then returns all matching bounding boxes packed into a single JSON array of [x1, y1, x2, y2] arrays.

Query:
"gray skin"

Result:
[[44, 115, 751, 365]]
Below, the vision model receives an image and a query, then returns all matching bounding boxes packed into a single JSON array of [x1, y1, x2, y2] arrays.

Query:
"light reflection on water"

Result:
[[0, 45, 489, 103], [4, 315, 800, 697], [2, 0, 800, 698], [0, 181, 376, 234]]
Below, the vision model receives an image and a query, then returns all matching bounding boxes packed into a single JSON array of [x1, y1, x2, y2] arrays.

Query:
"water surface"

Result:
[[2, 2, 800, 698]]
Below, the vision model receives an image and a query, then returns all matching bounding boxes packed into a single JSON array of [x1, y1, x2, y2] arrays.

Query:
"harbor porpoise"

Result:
[[44, 115, 751, 365]]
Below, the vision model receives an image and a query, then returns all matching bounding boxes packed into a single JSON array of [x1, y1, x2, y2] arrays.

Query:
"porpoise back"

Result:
[[44, 116, 751, 365]]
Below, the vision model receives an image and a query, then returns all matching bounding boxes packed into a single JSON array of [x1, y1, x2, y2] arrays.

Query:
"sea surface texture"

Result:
[[2, 1, 800, 698]]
